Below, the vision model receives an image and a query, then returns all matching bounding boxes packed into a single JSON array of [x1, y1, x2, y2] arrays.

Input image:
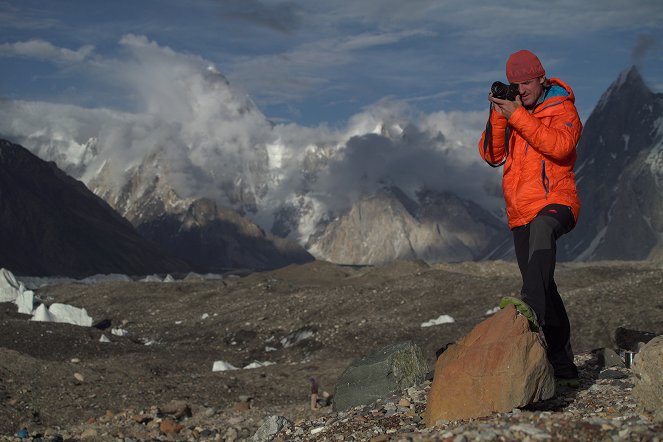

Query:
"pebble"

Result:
[[3, 353, 662, 441]]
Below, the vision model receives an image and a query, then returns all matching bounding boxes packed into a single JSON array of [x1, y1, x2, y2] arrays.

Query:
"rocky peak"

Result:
[[560, 66, 663, 261], [595, 66, 653, 113], [0, 138, 190, 277]]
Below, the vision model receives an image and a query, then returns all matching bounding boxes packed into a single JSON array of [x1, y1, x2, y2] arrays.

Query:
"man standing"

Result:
[[478, 50, 582, 386]]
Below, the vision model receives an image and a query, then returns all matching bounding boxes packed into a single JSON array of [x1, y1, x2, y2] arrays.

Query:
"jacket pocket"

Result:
[[541, 160, 550, 197]]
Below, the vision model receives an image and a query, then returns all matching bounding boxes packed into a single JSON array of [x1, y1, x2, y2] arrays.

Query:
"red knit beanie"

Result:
[[506, 50, 545, 83]]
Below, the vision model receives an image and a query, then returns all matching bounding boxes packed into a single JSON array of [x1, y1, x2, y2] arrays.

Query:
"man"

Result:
[[478, 50, 582, 386]]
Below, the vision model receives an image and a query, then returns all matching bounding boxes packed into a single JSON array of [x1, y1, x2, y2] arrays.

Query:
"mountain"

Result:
[[0, 139, 190, 277], [0, 66, 509, 267], [86, 148, 314, 272], [136, 198, 314, 272], [308, 187, 510, 265], [560, 66, 663, 261]]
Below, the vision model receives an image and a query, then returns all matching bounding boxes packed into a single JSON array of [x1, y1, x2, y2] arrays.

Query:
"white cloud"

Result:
[[0, 35, 502, 241], [338, 29, 436, 52], [0, 39, 94, 63]]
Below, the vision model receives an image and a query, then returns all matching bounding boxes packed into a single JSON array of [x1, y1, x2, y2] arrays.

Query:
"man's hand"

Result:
[[489, 93, 522, 119]]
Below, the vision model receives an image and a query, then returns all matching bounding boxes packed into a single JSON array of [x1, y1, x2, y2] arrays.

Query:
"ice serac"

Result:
[[560, 66, 663, 261], [0, 139, 190, 277], [0, 267, 25, 302], [308, 187, 508, 265], [424, 305, 554, 424]]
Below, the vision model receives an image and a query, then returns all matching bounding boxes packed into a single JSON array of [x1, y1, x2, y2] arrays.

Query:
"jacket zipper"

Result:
[[542, 160, 550, 197]]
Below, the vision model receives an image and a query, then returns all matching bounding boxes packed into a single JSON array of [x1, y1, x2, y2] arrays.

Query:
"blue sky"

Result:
[[1, 0, 662, 127]]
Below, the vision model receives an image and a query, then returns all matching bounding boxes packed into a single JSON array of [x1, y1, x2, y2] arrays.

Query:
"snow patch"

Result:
[[212, 360, 238, 372], [243, 361, 276, 369], [111, 327, 129, 336], [421, 314, 455, 327]]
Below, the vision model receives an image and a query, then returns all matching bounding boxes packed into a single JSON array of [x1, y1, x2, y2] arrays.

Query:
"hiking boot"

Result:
[[499, 296, 539, 331], [555, 377, 580, 389]]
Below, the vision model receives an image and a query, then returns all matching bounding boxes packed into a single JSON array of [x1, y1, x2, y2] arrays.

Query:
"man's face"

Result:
[[516, 77, 545, 109]]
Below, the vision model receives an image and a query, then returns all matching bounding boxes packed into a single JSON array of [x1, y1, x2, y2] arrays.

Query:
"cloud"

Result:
[[0, 39, 94, 63], [308, 100, 498, 213], [338, 29, 436, 51], [0, 35, 501, 241], [632, 33, 658, 67], [217, 0, 303, 33]]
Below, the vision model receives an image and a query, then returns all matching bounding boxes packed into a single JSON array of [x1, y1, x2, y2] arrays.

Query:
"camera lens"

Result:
[[491, 81, 508, 99]]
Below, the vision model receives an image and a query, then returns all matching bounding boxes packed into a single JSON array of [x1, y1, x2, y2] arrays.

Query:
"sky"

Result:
[[1, 0, 662, 127], [0, 1, 662, 241]]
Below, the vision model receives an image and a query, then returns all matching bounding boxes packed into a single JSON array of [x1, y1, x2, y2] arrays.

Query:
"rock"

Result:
[[598, 369, 628, 379], [632, 335, 663, 421], [250, 415, 292, 442], [424, 305, 554, 424], [594, 348, 625, 368], [159, 418, 184, 434], [233, 395, 253, 411], [332, 341, 430, 411], [159, 400, 191, 419], [614, 327, 657, 352], [80, 428, 97, 440]]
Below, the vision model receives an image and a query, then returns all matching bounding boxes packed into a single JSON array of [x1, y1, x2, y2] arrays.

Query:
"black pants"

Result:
[[512, 204, 578, 379]]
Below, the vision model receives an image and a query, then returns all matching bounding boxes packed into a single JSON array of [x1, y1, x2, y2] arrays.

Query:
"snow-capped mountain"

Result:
[[0, 61, 506, 268], [560, 66, 663, 261]]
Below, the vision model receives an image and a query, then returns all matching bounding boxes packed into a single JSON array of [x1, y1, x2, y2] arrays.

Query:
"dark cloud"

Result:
[[218, 0, 302, 33], [631, 33, 657, 67]]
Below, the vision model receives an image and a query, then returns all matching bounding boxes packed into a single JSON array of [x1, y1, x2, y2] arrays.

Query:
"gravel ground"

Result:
[[1, 259, 662, 440]]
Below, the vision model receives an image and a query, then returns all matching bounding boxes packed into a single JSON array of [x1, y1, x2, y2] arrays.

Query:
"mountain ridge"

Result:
[[0, 139, 191, 277]]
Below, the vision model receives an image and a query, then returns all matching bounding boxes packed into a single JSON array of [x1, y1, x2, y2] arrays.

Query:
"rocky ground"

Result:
[[1, 259, 662, 440]]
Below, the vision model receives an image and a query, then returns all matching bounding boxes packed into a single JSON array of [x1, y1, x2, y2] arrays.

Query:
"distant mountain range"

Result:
[[1, 66, 661, 272]]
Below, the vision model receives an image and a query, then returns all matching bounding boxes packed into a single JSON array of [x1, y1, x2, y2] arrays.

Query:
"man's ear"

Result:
[[539, 77, 546, 86]]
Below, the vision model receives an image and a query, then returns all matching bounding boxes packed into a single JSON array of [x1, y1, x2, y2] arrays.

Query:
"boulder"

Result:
[[159, 400, 191, 419], [333, 341, 430, 411], [424, 305, 554, 425], [632, 335, 663, 422], [614, 327, 657, 352], [250, 415, 292, 442], [594, 348, 625, 369]]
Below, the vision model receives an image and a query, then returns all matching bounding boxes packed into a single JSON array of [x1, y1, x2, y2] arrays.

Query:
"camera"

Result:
[[491, 81, 519, 101]]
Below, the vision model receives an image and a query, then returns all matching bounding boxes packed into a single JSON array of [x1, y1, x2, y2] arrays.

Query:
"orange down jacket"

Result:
[[478, 78, 582, 229]]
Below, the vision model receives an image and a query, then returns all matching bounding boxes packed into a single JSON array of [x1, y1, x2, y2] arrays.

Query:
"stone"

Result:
[[159, 400, 192, 419], [159, 418, 184, 434], [598, 369, 628, 379], [80, 428, 97, 440], [424, 305, 554, 424], [594, 348, 625, 368], [632, 335, 663, 421], [614, 327, 657, 352], [332, 341, 430, 411], [250, 415, 292, 442]]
